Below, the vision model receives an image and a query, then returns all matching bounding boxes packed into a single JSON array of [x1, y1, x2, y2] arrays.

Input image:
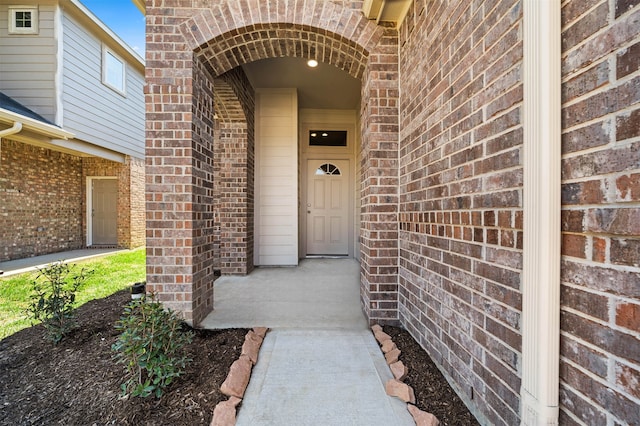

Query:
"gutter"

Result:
[[0, 109, 129, 162], [0, 110, 74, 140], [0, 121, 23, 138]]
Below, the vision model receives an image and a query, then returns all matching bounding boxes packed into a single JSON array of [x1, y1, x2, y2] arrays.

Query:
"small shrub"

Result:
[[26, 261, 92, 344], [112, 294, 194, 398]]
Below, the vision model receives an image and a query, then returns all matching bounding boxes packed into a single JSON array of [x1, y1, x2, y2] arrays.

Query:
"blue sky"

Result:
[[80, 0, 145, 55]]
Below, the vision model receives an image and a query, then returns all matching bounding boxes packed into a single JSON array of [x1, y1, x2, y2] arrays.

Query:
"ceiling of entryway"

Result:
[[242, 57, 361, 110]]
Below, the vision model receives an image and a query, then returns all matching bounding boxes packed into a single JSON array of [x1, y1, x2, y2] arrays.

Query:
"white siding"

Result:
[[61, 11, 144, 158], [255, 89, 299, 266], [0, 4, 57, 122]]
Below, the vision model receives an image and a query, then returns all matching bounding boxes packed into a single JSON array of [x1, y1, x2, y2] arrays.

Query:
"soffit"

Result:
[[242, 57, 360, 110]]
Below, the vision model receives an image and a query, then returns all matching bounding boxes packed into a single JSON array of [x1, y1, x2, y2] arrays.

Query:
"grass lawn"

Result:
[[0, 247, 146, 340]]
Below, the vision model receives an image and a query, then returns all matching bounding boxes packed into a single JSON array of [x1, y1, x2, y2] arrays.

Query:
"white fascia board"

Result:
[[50, 139, 126, 163]]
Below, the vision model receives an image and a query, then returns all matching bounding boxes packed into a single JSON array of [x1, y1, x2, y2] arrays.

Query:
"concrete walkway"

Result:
[[0, 248, 124, 278], [202, 259, 414, 426]]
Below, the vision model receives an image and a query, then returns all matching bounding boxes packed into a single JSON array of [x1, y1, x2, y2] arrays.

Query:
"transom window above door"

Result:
[[309, 130, 347, 147], [315, 163, 341, 175]]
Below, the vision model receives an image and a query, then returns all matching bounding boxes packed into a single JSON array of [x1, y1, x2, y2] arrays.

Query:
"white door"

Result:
[[92, 179, 118, 245], [306, 160, 349, 255]]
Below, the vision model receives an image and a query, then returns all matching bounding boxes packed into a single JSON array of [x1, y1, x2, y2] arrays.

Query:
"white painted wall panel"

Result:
[[254, 89, 298, 266], [60, 12, 144, 158], [0, 4, 57, 121]]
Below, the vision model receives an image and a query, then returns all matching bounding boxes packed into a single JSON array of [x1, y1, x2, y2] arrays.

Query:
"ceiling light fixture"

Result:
[[307, 59, 318, 68]]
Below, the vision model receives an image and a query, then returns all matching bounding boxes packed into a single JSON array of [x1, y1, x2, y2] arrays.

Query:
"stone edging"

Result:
[[372, 324, 440, 426], [210, 327, 269, 426]]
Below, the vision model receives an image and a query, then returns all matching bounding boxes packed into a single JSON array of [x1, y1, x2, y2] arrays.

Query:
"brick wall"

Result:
[[397, 2, 524, 425], [128, 156, 146, 248], [395, 0, 639, 424], [0, 139, 84, 261], [560, 1, 640, 424], [0, 139, 144, 262], [212, 118, 222, 273]]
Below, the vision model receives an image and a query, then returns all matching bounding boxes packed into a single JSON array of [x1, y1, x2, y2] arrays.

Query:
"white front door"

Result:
[[306, 160, 349, 256]]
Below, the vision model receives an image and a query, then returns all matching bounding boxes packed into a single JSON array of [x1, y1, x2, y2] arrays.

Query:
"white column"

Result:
[[521, 1, 561, 425]]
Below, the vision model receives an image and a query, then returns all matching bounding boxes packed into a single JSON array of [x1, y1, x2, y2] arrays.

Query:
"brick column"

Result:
[[212, 70, 255, 275], [146, 38, 215, 323], [217, 122, 252, 275], [359, 26, 400, 324]]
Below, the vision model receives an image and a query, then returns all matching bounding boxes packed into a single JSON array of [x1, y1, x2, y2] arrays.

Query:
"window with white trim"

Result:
[[8, 6, 38, 34], [102, 47, 126, 95]]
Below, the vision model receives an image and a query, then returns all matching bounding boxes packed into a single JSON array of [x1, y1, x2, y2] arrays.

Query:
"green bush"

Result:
[[112, 294, 194, 398], [26, 261, 92, 344]]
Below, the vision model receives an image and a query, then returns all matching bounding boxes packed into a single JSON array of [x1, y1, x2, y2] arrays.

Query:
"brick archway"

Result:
[[193, 24, 370, 80], [179, 1, 382, 77], [146, 0, 399, 325]]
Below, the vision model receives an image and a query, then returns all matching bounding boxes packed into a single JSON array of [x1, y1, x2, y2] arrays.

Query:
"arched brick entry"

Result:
[[146, 0, 400, 325]]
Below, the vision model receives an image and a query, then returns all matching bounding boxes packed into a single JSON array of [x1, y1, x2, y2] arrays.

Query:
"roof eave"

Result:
[[0, 109, 75, 140]]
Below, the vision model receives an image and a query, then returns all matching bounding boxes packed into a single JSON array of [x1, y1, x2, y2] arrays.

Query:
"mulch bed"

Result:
[[0, 290, 247, 426], [0, 289, 479, 425], [384, 325, 480, 426]]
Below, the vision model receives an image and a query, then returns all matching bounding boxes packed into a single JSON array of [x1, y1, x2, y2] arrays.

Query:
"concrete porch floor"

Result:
[[199, 258, 369, 330]]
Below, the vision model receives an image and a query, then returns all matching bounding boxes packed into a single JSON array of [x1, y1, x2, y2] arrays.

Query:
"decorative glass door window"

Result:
[[315, 163, 342, 175]]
